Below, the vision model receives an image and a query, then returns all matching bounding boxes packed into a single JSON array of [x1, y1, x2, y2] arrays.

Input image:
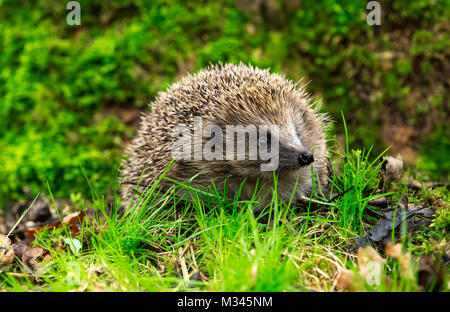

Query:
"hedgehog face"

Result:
[[254, 107, 320, 196], [215, 111, 315, 178], [274, 116, 315, 173]]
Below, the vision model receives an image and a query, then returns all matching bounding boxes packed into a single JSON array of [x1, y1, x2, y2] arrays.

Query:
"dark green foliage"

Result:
[[0, 0, 448, 206]]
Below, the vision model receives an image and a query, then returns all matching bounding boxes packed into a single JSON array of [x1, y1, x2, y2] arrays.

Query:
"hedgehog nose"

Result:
[[298, 151, 314, 166]]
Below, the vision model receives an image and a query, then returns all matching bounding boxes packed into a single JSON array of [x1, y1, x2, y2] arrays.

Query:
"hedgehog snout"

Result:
[[298, 151, 314, 166]]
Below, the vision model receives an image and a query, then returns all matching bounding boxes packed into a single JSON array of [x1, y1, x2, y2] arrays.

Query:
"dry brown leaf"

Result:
[[385, 244, 416, 280], [385, 243, 402, 259], [0, 234, 11, 248], [353, 205, 434, 248], [22, 246, 45, 272], [11, 242, 28, 259], [336, 247, 392, 291], [1, 249, 15, 266], [0, 234, 14, 266], [18, 210, 86, 246], [62, 211, 85, 233], [22, 246, 44, 261], [336, 270, 356, 291], [357, 246, 386, 279]]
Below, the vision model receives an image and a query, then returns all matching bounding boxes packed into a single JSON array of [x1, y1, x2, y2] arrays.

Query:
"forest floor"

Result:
[[0, 140, 448, 292]]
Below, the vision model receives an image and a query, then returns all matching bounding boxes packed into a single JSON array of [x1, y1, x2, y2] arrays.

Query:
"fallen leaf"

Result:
[[1, 249, 15, 266], [0, 234, 14, 266], [336, 270, 356, 291], [62, 211, 85, 235], [336, 247, 390, 291], [385, 243, 402, 259], [357, 246, 386, 279], [11, 242, 28, 259], [22, 246, 44, 263], [16, 211, 86, 246], [22, 246, 45, 273], [0, 234, 11, 250], [352, 205, 434, 249]]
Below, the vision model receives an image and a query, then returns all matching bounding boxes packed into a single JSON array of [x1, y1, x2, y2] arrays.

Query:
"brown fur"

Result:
[[121, 63, 330, 208]]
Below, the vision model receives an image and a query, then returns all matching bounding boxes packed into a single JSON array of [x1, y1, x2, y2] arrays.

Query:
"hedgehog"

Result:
[[121, 63, 330, 209]]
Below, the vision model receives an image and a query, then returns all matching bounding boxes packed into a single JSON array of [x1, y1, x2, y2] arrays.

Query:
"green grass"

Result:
[[1, 141, 447, 292]]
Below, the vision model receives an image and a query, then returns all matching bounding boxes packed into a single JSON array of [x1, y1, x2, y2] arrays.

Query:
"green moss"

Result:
[[0, 0, 448, 206]]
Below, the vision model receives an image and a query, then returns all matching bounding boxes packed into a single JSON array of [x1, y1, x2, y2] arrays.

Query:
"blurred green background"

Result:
[[0, 0, 448, 207]]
